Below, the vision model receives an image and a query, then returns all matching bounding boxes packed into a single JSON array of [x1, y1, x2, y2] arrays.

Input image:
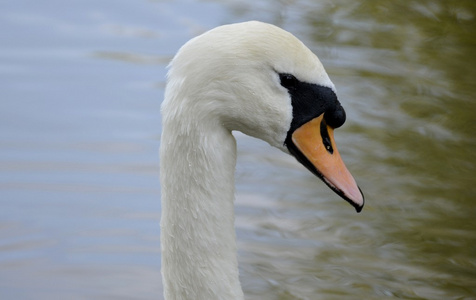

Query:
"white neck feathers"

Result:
[[160, 108, 244, 299]]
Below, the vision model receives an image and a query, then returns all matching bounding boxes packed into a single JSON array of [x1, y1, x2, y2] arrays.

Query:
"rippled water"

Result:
[[1, 1, 475, 299]]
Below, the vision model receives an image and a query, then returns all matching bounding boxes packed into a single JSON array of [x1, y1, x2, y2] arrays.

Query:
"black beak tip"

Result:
[[353, 187, 365, 213]]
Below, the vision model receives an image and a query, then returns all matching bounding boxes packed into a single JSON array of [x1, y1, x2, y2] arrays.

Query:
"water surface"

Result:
[[1, 0, 475, 299]]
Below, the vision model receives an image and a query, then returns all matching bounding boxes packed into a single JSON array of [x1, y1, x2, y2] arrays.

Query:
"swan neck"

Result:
[[160, 118, 243, 300]]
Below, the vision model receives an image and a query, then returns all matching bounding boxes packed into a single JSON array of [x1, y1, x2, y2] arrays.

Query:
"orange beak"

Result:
[[290, 114, 364, 212]]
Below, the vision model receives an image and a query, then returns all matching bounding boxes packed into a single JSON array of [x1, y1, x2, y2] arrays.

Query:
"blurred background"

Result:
[[1, 0, 475, 299]]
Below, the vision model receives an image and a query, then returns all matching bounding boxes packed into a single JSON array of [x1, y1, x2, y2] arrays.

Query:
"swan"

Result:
[[160, 21, 364, 300]]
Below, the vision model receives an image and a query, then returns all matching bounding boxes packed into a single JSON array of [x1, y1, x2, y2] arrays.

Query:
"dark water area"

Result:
[[1, 0, 475, 299]]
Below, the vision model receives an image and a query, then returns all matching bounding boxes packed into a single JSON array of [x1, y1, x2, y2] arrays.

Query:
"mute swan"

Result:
[[160, 21, 364, 300]]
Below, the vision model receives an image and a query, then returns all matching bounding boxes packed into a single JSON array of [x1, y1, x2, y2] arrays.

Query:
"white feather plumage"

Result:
[[160, 21, 335, 300]]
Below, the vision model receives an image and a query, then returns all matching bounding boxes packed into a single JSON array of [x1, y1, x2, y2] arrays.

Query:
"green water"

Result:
[[233, 1, 476, 299]]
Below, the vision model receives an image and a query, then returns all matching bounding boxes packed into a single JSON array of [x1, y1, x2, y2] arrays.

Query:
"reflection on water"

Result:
[[0, 0, 475, 299]]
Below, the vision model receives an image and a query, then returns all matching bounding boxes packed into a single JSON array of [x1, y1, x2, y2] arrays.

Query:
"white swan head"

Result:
[[163, 21, 364, 210]]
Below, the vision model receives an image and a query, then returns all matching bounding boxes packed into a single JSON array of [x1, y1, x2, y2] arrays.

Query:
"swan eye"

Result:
[[279, 73, 298, 90]]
